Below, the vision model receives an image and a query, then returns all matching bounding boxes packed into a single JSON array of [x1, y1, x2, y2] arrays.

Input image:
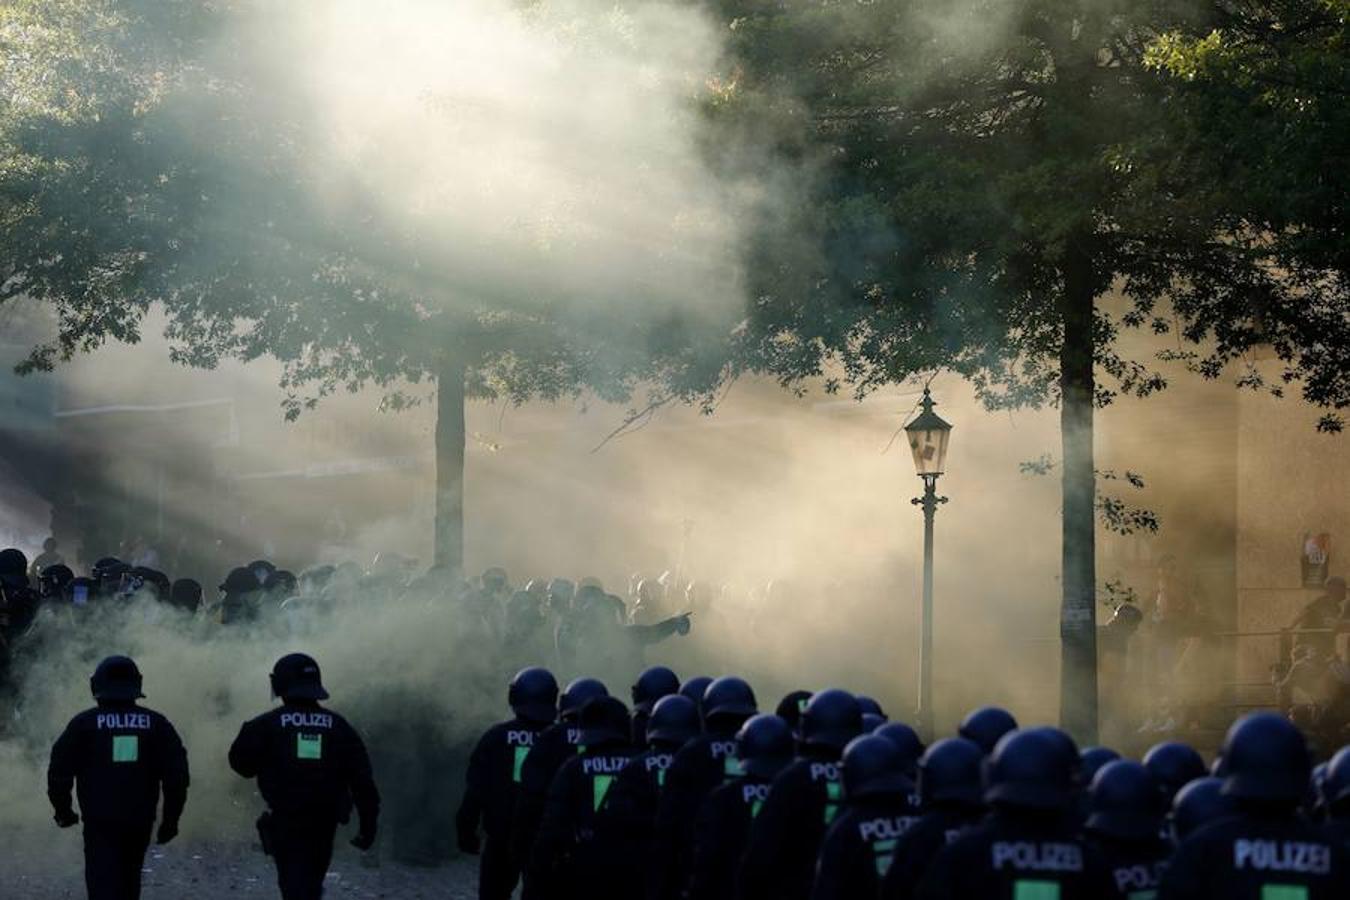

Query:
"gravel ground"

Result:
[[0, 835, 479, 899]]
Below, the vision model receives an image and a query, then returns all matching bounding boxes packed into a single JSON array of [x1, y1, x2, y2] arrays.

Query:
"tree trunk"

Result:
[[434, 358, 466, 577], [1059, 251, 1098, 744]]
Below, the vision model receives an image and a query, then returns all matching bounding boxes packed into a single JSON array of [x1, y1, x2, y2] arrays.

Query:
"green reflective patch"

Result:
[[1261, 887, 1308, 900], [1014, 881, 1061, 900], [577, 744, 587, 755], [593, 775, 615, 811], [873, 839, 898, 876], [751, 799, 763, 818], [296, 732, 323, 760], [512, 746, 531, 783], [1126, 892, 1157, 900], [826, 781, 843, 801], [723, 756, 742, 779], [824, 803, 840, 825], [112, 735, 139, 763], [658, 768, 666, 788]]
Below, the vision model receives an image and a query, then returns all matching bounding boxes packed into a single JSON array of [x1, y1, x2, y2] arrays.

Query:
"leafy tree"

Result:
[[1, 1, 715, 574], [693, 0, 1349, 739]]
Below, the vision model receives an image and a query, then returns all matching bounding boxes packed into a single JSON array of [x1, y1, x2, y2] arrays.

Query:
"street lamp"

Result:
[[905, 388, 952, 739]]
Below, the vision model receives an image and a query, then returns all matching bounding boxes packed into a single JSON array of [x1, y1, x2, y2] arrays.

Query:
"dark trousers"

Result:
[[83, 820, 153, 900], [479, 834, 520, 900], [269, 816, 338, 900]]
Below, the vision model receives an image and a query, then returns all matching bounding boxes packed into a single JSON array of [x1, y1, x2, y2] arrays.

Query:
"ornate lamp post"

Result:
[[905, 388, 952, 739]]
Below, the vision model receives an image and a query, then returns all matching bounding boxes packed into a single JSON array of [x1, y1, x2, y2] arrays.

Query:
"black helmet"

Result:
[[92, 557, 129, 585], [578, 695, 631, 746], [1143, 741, 1207, 804], [801, 689, 864, 753], [918, 737, 984, 808], [270, 653, 329, 701], [560, 677, 609, 723], [509, 667, 559, 724], [248, 559, 278, 583], [1321, 746, 1350, 810], [1086, 760, 1164, 841], [862, 713, 886, 733], [170, 578, 203, 613], [843, 735, 912, 799], [648, 694, 701, 747], [985, 728, 1077, 811], [0, 547, 28, 576], [1220, 712, 1310, 803], [856, 695, 886, 720], [1171, 777, 1233, 843], [221, 566, 262, 594], [90, 655, 145, 701], [703, 676, 758, 721], [958, 706, 1018, 755], [736, 714, 794, 780], [874, 721, 925, 777], [679, 676, 713, 710], [775, 689, 813, 733], [1080, 746, 1122, 785], [264, 570, 298, 595], [632, 666, 681, 714]]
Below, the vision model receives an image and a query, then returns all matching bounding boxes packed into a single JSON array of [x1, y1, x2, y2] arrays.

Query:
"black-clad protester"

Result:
[[228, 653, 379, 900], [915, 727, 1115, 900], [738, 689, 864, 900], [956, 705, 1018, 756], [631, 665, 681, 744], [47, 656, 190, 900], [1168, 777, 1233, 845], [651, 675, 758, 900], [457, 666, 559, 900], [881, 737, 987, 900], [687, 714, 795, 900], [1158, 713, 1350, 899], [1323, 747, 1350, 850], [513, 677, 609, 899], [1084, 760, 1171, 900], [811, 735, 922, 900], [528, 696, 637, 900]]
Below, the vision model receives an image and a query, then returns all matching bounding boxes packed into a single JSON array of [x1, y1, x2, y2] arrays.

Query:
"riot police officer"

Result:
[[631, 665, 681, 743], [228, 653, 379, 900], [512, 677, 609, 889], [957, 705, 1018, 755], [47, 656, 190, 900], [874, 721, 925, 784], [528, 696, 636, 900], [687, 713, 795, 900], [1143, 740, 1208, 809], [1322, 746, 1350, 849], [915, 727, 1114, 899], [597, 693, 702, 842], [1159, 713, 1350, 898], [1168, 776, 1232, 844], [811, 735, 922, 900], [739, 689, 864, 900], [457, 667, 559, 900], [1084, 760, 1170, 899], [881, 737, 986, 900], [652, 676, 758, 900]]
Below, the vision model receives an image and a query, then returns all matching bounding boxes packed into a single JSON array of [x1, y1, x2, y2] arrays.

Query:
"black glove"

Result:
[[457, 830, 481, 855], [54, 809, 80, 828], [157, 821, 179, 845], [350, 829, 376, 852]]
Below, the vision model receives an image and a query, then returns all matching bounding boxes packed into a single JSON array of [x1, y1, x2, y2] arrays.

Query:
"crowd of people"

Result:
[[40, 649, 1350, 900], [5, 539, 1350, 899]]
